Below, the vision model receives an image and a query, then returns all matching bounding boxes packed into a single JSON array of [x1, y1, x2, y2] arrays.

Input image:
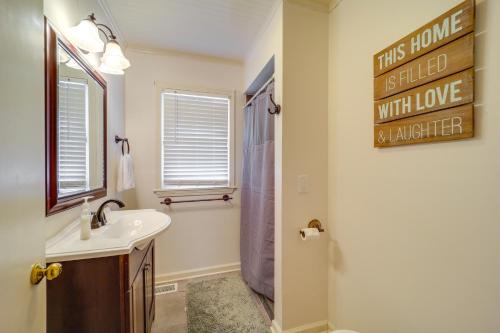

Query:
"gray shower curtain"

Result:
[[240, 82, 275, 300]]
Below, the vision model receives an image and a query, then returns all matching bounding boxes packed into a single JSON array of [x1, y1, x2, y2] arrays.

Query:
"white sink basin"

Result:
[[102, 217, 145, 239], [46, 209, 171, 262]]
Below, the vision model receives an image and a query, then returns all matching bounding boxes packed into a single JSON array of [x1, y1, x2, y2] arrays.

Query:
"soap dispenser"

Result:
[[80, 196, 93, 240]]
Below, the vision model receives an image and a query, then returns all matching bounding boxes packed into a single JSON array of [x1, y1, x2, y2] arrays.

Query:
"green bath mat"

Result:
[[186, 275, 270, 333]]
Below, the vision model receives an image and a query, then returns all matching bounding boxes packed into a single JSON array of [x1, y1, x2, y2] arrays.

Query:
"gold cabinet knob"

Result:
[[30, 263, 63, 285]]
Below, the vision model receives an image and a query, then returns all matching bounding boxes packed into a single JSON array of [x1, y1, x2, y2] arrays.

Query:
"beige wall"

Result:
[[0, 0, 46, 331], [44, 0, 125, 239], [281, 2, 329, 330], [328, 0, 500, 332], [244, 1, 283, 90], [123, 48, 244, 278], [244, 1, 329, 331]]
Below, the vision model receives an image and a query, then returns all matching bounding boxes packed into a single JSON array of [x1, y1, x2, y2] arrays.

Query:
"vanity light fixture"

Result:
[[67, 14, 104, 53], [68, 13, 131, 75], [100, 39, 130, 73], [98, 62, 124, 75]]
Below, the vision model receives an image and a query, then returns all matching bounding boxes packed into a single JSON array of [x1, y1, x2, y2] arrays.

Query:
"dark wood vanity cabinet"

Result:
[[130, 240, 155, 333], [47, 240, 155, 333]]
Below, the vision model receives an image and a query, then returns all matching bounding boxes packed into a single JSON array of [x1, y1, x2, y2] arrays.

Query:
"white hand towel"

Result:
[[117, 153, 135, 192]]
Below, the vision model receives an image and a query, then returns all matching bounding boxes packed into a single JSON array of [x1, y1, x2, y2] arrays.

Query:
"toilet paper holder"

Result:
[[300, 219, 325, 238]]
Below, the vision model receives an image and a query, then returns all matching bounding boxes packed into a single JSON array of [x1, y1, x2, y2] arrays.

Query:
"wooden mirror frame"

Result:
[[45, 18, 107, 216]]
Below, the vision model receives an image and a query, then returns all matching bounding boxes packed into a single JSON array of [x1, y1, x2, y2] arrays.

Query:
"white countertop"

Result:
[[46, 209, 171, 262]]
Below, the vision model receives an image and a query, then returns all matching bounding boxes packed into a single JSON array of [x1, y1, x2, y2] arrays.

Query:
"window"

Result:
[[57, 78, 89, 196], [160, 88, 234, 190]]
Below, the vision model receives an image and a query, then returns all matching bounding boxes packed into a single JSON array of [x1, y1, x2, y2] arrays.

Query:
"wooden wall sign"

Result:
[[374, 69, 474, 124], [373, 0, 475, 148], [373, 0, 475, 77], [374, 104, 473, 147], [374, 33, 474, 100]]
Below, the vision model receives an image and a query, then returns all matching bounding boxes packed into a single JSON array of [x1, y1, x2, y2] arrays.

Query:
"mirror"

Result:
[[45, 19, 107, 215], [56, 45, 105, 196]]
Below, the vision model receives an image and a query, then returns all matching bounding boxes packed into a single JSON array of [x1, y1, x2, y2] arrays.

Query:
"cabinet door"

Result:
[[144, 243, 155, 332], [131, 269, 145, 333]]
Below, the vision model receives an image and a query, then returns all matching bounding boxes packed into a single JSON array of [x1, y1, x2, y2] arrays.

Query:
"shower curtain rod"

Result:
[[243, 76, 275, 109]]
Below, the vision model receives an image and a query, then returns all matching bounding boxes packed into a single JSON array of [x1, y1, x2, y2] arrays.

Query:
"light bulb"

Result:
[[101, 40, 130, 70], [67, 18, 104, 53], [98, 62, 124, 75]]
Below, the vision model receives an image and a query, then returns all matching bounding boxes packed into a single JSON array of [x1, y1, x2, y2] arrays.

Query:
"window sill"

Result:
[[154, 186, 237, 198]]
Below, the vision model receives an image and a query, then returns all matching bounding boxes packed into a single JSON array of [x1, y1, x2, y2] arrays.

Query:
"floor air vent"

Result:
[[155, 283, 178, 295]]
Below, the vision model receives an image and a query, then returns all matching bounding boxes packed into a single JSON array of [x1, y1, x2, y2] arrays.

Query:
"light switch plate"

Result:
[[297, 174, 309, 193]]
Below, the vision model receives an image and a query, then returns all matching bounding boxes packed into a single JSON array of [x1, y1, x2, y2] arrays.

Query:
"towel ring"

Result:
[[115, 135, 130, 155], [121, 140, 130, 155]]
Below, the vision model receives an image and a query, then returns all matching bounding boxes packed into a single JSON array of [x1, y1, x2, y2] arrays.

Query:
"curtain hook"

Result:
[[268, 94, 281, 115]]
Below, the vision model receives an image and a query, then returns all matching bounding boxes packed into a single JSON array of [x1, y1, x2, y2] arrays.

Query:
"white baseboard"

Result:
[[271, 320, 281, 333], [156, 262, 241, 284], [271, 320, 329, 333]]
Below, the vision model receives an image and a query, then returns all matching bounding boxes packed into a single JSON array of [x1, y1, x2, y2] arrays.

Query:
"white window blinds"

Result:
[[161, 90, 230, 189], [58, 78, 89, 196]]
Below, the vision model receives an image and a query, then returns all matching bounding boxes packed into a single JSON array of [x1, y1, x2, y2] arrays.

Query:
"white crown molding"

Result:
[[97, 0, 127, 46], [286, 0, 331, 13], [329, 0, 344, 12]]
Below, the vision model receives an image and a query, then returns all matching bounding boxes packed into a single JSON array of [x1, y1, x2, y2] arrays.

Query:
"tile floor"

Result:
[[151, 271, 271, 333]]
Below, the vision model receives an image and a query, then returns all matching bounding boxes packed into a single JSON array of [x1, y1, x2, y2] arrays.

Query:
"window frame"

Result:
[[155, 82, 236, 196]]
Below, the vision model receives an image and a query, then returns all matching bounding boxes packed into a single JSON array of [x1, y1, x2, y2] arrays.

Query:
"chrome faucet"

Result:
[[91, 199, 125, 229]]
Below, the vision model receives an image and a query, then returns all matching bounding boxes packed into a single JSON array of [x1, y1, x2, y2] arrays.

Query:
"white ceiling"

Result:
[[102, 0, 280, 60]]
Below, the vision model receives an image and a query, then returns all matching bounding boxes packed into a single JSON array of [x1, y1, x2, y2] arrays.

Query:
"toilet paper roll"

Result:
[[300, 227, 320, 241]]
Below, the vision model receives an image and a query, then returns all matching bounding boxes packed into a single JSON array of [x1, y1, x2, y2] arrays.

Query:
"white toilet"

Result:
[[332, 331, 360, 333]]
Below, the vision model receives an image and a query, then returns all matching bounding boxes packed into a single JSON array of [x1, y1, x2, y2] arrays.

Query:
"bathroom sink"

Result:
[[46, 209, 171, 262], [102, 217, 145, 239], [101, 210, 167, 239]]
